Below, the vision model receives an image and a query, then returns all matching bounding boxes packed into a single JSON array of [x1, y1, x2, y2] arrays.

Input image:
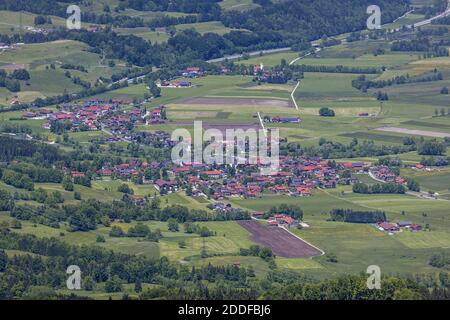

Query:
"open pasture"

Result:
[[175, 21, 247, 36], [220, 0, 260, 11], [115, 27, 170, 43], [174, 97, 292, 108], [401, 168, 450, 194], [295, 73, 375, 100], [237, 51, 300, 67], [297, 53, 417, 69]]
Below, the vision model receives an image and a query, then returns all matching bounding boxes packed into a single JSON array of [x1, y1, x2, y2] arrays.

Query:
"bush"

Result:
[[319, 107, 335, 117], [418, 140, 446, 156], [109, 226, 125, 237], [117, 183, 134, 194]]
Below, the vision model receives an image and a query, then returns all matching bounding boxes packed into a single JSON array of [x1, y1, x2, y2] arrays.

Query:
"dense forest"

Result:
[[0, 0, 410, 59], [221, 0, 409, 47]]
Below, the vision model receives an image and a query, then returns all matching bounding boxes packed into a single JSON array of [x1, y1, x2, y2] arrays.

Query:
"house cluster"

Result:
[[166, 157, 363, 200], [123, 131, 175, 148], [412, 163, 433, 172], [181, 67, 206, 78], [377, 221, 422, 233], [253, 64, 264, 75], [209, 202, 246, 215], [371, 166, 406, 184], [96, 159, 151, 180], [37, 100, 119, 132], [263, 115, 302, 124], [340, 162, 366, 173], [25, 99, 167, 136], [0, 43, 17, 50], [102, 108, 146, 135], [159, 80, 193, 88], [145, 106, 167, 124], [24, 26, 50, 34], [267, 214, 299, 228]]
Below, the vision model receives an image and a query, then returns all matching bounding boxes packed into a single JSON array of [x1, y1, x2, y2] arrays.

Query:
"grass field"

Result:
[[220, 0, 260, 11], [0, 40, 129, 104], [237, 51, 301, 67], [401, 168, 450, 194], [115, 27, 170, 43], [0, 10, 95, 36], [176, 21, 248, 35]]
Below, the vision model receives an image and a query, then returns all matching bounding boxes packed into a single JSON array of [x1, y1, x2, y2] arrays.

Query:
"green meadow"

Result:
[[0, 40, 129, 104]]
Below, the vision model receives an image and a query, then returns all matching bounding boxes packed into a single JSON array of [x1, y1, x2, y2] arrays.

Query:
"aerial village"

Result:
[[17, 60, 430, 235]]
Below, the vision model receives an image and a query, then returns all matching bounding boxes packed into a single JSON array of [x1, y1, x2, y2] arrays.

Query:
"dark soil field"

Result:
[[238, 220, 322, 258]]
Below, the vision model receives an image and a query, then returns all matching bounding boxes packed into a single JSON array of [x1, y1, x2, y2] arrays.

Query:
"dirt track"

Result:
[[175, 97, 292, 108], [238, 220, 322, 258]]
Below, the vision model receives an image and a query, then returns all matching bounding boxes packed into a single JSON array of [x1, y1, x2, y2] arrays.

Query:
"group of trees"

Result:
[[391, 38, 449, 57], [420, 156, 449, 167], [329, 209, 386, 223], [291, 64, 380, 75], [319, 107, 336, 117], [183, 222, 215, 237], [109, 223, 163, 241], [281, 138, 417, 159], [0, 70, 21, 92], [353, 182, 406, 194], [239, 245, 275, 262], [352, 72, 444, 92], [0, 169, 34, 191], [418, 140, 447, 156], [268, 204, 303, 220], [3, 188, 251, 231]]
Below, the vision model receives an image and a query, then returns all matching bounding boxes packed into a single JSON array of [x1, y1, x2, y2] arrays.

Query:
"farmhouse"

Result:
[[378, 222, 400, 232]]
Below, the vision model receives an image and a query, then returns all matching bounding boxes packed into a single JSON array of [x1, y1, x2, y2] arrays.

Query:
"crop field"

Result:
[[238, 220, 323, 258]]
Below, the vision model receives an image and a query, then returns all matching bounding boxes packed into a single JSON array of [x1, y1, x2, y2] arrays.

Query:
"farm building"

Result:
[[377, 222, 400, 232]]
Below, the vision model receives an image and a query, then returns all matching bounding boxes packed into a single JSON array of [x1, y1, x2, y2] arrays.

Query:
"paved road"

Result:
[[412, 0, 450, 28], [206, 47, 292, 63]]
